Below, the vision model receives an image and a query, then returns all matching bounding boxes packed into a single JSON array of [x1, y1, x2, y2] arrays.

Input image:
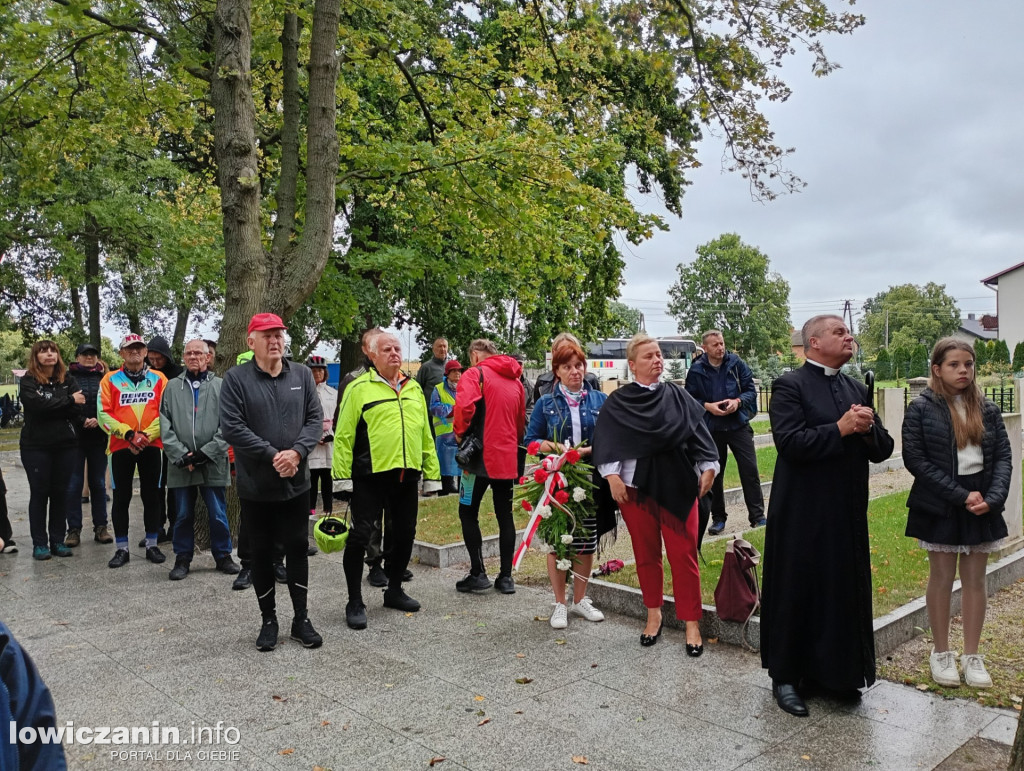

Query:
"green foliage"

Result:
[[858, 283, 960, 356], [991, 339, 1011, 365], [909, 344, 929, 379], [604, 302, 644, 339], [666, 355, 686, 380], [974, 338, 990, 365], [874, 348, 892, 380], [667, 233, 792, 359], [889, 345, 911, 380], [1012, 341, 1024, 373]]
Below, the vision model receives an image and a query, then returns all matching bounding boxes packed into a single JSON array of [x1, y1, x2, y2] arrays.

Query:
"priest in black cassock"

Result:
[[761, 314, 895, 717]]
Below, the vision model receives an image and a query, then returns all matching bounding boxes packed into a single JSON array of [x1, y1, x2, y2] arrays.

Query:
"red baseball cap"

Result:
[[247, 313, 287, 335]]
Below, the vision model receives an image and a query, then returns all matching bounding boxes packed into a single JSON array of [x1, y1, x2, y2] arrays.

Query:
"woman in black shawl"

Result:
[[593, 334, 719, 656]]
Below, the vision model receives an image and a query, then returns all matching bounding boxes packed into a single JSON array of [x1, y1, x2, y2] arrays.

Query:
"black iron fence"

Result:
[[901, 386, 1015, 412]]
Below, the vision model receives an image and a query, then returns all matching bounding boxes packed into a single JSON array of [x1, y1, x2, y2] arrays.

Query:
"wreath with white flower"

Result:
[[512, 439, 596, 569]]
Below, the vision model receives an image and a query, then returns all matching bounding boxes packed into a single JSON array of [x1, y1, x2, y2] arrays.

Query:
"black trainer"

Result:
[[383, 588, 421, 612], [345, 601, 368, 630], [290, 616, 323, 648], [108, 549, 130, 569], [146, 546, 166, 564], [232, 567, 252, 590], [366, 563, 388, 587], [494, 574, 516, 594], [256, 617, 278, 652], [157, 529, 173, 544], [455, 573, 492, 593], [216, 555, 241, 575], [273, 562, 287, 583], [169, 557, 190, 581], [401, 568, 414, 582], [708, 520, 726, 536]]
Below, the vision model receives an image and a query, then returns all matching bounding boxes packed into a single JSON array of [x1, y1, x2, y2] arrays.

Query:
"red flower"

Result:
[[527, 441, 541, 456], [554, 489, 570, 505], [521, 500, 533, 511], [519, 476, 528, 485], [533, 468, 549, 484], [565, 449, 581, 465]]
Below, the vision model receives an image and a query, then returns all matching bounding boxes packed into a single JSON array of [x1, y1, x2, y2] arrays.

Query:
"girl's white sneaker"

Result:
[[961, 654, 993, 688], [929, 649, 960, 687], [550, 602, 568, 629]]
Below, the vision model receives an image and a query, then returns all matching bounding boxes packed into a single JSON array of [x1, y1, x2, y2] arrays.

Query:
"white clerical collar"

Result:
[[805, 358, 841, 377], [633, 380, 660, 390]]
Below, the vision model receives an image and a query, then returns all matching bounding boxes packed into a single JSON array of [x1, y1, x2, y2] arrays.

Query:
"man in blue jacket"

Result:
[[684, 330, 765, 534]]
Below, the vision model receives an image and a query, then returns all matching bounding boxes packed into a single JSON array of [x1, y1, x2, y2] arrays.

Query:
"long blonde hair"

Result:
[[928, 337, 984, 449]]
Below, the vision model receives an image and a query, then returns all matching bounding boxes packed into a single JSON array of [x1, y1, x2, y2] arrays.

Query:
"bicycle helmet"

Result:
[[313, 513, 349, 554], [307, 355, 328, 369]]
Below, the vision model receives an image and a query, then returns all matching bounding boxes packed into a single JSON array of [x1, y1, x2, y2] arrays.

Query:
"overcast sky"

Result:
[[621, 0, 1024, 340]]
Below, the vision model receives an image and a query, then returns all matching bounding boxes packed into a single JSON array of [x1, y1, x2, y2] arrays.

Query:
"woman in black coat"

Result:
[[902, 337, 1011, 691], [19, 340, 85, 560]]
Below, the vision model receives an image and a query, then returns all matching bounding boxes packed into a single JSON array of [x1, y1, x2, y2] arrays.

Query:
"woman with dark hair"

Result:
[[903, 337, 1011, 689], [593, 334, 718, 655], [525, 339, 616, 629], [19, 340, 85, 560]]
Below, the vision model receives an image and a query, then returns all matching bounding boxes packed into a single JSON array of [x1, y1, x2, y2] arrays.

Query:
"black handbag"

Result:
[[456, 367, 485, 469]]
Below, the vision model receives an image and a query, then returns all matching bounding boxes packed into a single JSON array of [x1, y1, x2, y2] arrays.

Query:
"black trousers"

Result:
[[343, 470, 420, 602], [109, 447, 164, 539], [458, 474, 515, 577], [309, 468, 333, 514], [240, 494, 309, 619], [0, 468, 11, 543], [710, 426, 764, 525], [20, 446, 75, 549]]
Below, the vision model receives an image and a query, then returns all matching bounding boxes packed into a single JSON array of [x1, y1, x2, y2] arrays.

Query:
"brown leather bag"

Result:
[[714, 537, 761, 648]]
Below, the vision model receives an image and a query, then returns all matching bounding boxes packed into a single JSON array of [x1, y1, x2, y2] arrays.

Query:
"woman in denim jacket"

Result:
[[525, 339, 615, 630]]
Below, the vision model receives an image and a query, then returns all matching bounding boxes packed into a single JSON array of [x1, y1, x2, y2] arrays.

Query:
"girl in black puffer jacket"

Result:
[[902, 337, 1011, 691], [19, 340, 85, 560]]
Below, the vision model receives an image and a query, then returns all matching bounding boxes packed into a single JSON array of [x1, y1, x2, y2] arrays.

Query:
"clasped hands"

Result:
[[837, 404, 875, 436], [272, 449, 301, 478], [965, 491, 990, 516], [125, 430, 151, 455]]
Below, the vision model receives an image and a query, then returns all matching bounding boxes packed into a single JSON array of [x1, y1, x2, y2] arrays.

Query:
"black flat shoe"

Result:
[[772, 681, 809, 717], [640, 621, 664, 647], [685, 642, 704, 658]]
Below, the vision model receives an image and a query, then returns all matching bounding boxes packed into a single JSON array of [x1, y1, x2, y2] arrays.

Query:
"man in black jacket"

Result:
[[221, 313, 324, 652]]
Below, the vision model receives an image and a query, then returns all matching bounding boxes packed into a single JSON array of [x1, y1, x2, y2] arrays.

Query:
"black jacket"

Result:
[[68, 363, 106, 443], [220, 358, 322, 501], [19, 374, 82, 450], [902, 388, 1012, 518], [683, 352, 757, 431]]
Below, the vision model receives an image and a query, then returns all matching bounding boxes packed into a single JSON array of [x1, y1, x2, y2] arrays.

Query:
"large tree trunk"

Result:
[[211, 0, 267, 370], [82, 216, 102, 345]]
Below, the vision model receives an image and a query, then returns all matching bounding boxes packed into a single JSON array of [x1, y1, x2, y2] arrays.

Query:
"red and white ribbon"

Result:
[[513, 450, 573, 571]]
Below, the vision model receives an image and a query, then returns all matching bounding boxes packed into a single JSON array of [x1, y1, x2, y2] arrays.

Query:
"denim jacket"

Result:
[[525, 383, 607, 447]]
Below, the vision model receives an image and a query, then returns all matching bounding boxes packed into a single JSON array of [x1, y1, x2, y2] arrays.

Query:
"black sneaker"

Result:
[[146, 546, 166, 564], [256, 617, 278, 651], [345, 601, 367, 630], [383, 588, 421, 612], [306, 544, 318, 557], [494, 574, 516, 594], [708, 520, 726, 536], [138, 537, 147, 548], [216, 556, 241, 575], [108, 549, 130, 569], [366, 564, 388, 587], [0, 539, 17, 554], [290, 617, 323, 648], [169, 557, 190, 581], [273, 562, 287, 583], [232, 567, 252, 590], [158, 529, 173, 544], [455, 573, 492, 593]]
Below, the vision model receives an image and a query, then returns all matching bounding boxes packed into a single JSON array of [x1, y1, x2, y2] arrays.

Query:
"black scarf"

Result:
[[592, 382, 701, 526]]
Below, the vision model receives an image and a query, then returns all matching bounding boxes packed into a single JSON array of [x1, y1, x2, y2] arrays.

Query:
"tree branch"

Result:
[[393, 53, 444, 144], [271, 12, 301, 258]]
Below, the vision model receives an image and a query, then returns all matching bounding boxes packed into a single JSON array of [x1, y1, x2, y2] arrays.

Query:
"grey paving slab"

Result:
[[977, 713, 1020, 745]]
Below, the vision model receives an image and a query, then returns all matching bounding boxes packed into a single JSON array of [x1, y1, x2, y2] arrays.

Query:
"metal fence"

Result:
[[901, 387, 1015, 412]]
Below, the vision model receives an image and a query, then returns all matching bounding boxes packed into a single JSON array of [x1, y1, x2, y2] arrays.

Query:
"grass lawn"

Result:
[[0, 384, 16, 398], [720, 445, 775, 490], [416, 493, 531, 544], [750, 420, 772, 436], [600, 490, 934, 619], [0, 426, 19, 453]]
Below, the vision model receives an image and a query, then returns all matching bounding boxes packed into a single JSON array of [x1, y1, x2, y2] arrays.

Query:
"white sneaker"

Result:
[[550, 603, 568, 629], [569, 597, 605, 622], [961, 654, 993, 688], [929, 649, 960, 687]]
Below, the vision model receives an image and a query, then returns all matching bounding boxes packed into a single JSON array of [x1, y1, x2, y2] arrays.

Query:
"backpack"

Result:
[[713, 537, 761, 649]]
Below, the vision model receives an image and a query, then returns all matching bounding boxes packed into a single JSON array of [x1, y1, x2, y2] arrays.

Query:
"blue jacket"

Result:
[[1, 620, 67, 770], [683, 352, 757, 431], [525, 383, 607, 447]]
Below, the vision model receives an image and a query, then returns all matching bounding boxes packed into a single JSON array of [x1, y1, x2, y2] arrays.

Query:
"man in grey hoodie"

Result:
[[220, 314, 324, 652]]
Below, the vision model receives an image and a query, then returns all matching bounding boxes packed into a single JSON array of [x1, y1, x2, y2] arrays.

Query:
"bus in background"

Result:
[[545, 337, 700, 384]]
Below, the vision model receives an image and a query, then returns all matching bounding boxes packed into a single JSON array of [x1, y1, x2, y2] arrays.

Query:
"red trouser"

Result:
[[619, 488, 702, 621]]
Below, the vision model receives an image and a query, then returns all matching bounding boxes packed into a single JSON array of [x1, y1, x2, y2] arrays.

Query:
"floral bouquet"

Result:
[[511, 439, 597, 571]]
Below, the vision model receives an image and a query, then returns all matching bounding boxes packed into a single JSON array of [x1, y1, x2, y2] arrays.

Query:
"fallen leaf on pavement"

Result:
[[477, 718, 490, 726], [278, 748, 294, 755], [429, 756, 446, 766], [272, 695, 288, 702], [915, 684, 930, 691], [800, 755, 811, 761], [555, 639, 566, 645], [515, 677, 533, 684], [406, 612, 414, 617], [474, 695, 485, 701], [534, 616, 550, 622], [321, 720, 330, 726], [515, 653, 526, 658], [572, 756, 588, 765], [591, 664, 598, 668]]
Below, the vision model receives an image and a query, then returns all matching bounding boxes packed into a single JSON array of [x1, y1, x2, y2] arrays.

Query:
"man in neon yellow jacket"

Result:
[[333, 332, 440, 631]]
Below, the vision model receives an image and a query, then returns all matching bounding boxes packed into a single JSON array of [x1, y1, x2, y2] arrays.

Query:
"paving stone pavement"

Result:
[[0, 454, 1018, 770]]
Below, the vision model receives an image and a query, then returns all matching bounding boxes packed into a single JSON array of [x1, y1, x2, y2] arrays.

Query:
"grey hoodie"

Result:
[[220, 358, 322, 501]]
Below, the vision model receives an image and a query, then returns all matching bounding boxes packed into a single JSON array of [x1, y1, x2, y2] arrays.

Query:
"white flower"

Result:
[[539, 542, 553, 554], [560, 533, 574, 545], [572, 487, 586, 503], [536, 504, 552, 519], [556, 558, 572, 571]]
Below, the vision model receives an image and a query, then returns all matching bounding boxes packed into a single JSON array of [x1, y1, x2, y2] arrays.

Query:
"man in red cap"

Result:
[[220, 313, 324, 651]]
